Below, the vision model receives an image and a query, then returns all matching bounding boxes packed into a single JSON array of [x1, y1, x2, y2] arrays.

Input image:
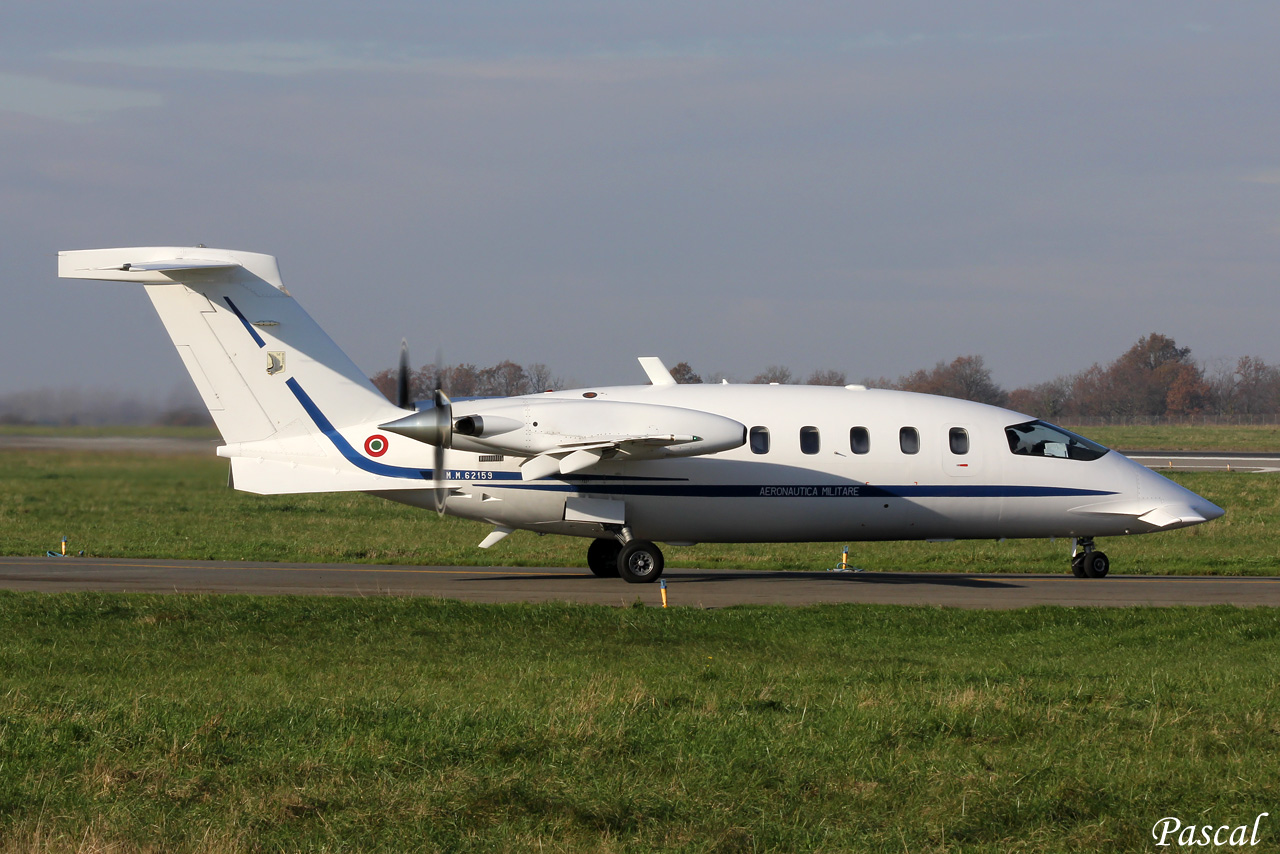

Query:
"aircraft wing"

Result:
[[519, 433, 711, 480]]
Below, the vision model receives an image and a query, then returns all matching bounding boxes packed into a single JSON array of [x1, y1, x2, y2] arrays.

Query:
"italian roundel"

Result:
[[364, 434, 389, 457]]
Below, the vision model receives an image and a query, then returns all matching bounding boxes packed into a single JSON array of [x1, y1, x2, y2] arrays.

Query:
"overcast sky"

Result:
[[4, 2, 1278, 404]]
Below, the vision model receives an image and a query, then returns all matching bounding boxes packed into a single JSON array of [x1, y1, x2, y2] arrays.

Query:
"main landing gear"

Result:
[[586, 533, 666, 584], [1071, 537, 1110, 579]]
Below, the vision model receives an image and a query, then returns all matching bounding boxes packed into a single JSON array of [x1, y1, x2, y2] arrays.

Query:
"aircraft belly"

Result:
[[622, 492, 1004, 543]]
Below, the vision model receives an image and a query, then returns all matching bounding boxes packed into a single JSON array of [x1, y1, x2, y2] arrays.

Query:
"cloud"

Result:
[[0, 72, 162, 122], [54, 41, 409, 76], [843, 29, 1053, 51], [1243, 169, 1280, 185], [49, 28, 1058, 80]]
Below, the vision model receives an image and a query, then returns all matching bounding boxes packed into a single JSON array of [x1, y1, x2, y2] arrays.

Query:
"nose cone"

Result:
[[1200, 498, 1226, 522], [1137, 466, 1225, 529]]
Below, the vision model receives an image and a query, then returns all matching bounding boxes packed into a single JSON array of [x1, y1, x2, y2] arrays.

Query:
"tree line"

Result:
[[369, 333, 1280, 419], [370, 361, 561, 402]]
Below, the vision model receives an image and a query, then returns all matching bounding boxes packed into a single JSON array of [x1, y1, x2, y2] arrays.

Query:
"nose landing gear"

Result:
[[1071, 538, 1109, 578]]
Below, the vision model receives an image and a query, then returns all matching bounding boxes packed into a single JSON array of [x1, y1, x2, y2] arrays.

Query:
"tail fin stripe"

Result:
[[223, 296, 267, 348], [285, 377, 433, 481]]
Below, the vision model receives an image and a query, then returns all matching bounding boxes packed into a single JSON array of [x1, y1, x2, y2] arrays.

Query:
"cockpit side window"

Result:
[[1005, 420, 1109, 461]]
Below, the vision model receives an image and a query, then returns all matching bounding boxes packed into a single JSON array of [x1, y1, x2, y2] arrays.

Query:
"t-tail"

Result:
[[58, 247, 431, 495]]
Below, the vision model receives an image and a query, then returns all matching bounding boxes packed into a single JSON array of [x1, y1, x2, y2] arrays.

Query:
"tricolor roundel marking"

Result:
[[364, 434, 389, 457]]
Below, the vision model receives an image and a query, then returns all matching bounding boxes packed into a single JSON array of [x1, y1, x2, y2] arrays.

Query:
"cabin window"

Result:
[[1005, 420, 1109, 461], [949, 427, 969, 455], [749, 426, 770, 454], [849, 426, 870, 455], [800, 426, 820, 455], [899, 427, 920, 455]]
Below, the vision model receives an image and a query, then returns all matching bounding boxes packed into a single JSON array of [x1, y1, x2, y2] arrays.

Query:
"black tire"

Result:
[[617, 540, 664, 584], [1071, 554, 1087, 578], [587, 538, 621, 577], [1081, 551, 1110, 579]]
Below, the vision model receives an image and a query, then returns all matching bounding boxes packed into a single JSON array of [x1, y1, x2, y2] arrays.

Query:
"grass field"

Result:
[[1, 431, 1277, 851], [1061, 423, 1280, 454], [1, 594, 1277, 853], [0, 425, 221, 440], [1, 446, 1275, 575]]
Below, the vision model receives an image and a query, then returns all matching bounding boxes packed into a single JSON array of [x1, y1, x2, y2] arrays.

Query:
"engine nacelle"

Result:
[[457, 398, 745, 459], [389, 397, 746, 461]]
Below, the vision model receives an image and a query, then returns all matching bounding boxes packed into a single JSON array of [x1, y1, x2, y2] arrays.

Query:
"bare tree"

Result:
[[526, 362, 558, 392], [669, 362, 703, 384], [895, 355, 1007, 406], [1008, 377, 1073, 418], [440, 363, 480, 397], [370, 369, 397, 403], [1066, 333, 1206, 417], [752, 365, 794, 384], [1205, 355, 1280, 415], [806, 369, 847, 386], [477, 360, 530, 396]]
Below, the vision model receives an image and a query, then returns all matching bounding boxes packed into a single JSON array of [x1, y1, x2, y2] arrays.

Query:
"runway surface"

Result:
[[2, 556, 1277, 609], [1125, 450, 1280, 473]]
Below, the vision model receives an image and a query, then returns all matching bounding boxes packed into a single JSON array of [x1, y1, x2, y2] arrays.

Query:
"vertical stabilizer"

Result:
[[58, 247, 402, 447]]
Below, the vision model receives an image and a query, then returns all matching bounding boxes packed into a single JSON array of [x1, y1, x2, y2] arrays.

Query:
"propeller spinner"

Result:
[[379, 350, 452, 514]]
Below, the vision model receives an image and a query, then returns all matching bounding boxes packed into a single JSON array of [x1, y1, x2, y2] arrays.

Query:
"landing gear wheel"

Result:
[[1081, 551, 1110, 579], [1071, 555, 1087, 578], [587, 538, 621, 577], [617, 540, 664, 584]]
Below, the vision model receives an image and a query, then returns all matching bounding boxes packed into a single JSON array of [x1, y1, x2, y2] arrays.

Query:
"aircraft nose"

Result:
[[1200, 499, 1226, 522], [1132, 463, 1225, 528]]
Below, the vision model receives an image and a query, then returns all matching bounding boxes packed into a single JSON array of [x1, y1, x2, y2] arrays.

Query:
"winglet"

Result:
[[638, 357, 676, 386]]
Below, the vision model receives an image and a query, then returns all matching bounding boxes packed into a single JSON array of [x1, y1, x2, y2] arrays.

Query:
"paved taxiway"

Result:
[[2, 556, 1277, 609], [1126, 450, 1280, 473]]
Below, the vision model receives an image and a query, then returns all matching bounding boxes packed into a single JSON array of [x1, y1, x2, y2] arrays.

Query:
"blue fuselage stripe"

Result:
[[286, 379, 431, 480], [501, 482, 1114, 499]]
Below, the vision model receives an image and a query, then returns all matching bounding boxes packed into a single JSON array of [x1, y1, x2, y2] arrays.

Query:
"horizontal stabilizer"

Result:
[[59, 247, 285, 290], [104, 259, 241, 273]]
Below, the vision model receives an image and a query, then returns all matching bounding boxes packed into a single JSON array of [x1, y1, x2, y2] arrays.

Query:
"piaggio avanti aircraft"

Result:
[[60, 247, 1224, 583]]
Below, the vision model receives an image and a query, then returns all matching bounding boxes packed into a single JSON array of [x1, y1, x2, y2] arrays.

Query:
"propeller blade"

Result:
[[396, 339, 412, 410], [433, 388, 451, 515]]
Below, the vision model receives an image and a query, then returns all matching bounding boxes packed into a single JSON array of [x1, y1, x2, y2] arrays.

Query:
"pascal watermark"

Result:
[[1152, 813, 1268, 847]]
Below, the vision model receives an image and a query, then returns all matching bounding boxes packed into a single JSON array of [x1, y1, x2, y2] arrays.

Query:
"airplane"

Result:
[[58, 246, 1225, 583]]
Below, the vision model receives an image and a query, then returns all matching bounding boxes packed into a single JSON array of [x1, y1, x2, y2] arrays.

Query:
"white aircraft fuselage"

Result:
[[58, 246, 1223, 583], [374, 383, 1214, 544]]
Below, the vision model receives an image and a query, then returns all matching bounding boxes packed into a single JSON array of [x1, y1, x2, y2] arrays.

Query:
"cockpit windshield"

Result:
[[1005, 420, 1109, 461]]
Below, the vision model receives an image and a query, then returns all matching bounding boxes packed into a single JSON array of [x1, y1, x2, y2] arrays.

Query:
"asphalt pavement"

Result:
[[3, 556, 1277, 609]]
